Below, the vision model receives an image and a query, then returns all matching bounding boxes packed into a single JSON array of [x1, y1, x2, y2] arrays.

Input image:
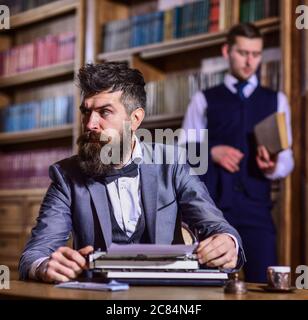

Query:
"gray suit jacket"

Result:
[[19, 143, 245, 279]]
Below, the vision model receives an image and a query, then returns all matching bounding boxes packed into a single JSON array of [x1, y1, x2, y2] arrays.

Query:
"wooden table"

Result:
[[1, 280, 308, 300]]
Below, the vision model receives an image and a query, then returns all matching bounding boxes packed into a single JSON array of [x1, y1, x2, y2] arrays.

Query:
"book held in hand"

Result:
[[254, 112, 289, 154]]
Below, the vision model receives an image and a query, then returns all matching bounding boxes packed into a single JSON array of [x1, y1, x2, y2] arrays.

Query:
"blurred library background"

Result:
[[0, 0, 307, 279]]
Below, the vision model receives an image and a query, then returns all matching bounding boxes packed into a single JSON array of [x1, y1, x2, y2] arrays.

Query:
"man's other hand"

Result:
[[256, 145, 277, 174], [37, 245, 94, 283], [211, 145, 244, 173], [196, 234, 237, 269]]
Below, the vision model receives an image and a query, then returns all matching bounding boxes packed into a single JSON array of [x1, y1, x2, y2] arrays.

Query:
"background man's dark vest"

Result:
[[201, 84, 277, 210]]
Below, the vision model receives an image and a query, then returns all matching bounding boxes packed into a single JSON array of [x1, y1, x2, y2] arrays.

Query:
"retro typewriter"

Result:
[[87, 244, 229, 286]]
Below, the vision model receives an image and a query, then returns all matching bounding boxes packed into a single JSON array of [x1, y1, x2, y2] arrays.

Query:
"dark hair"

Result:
[[77, 62, 146, 113], [226, 23, 262, 47]]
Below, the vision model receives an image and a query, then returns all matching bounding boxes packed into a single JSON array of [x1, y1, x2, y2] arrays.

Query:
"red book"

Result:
[[209, 0, 220, 32]]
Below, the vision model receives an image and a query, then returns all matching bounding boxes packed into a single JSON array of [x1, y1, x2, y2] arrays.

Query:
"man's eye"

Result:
[[80, 107, 90, 115], [238, 50, 247, 57], [100, 110, 110, 116]]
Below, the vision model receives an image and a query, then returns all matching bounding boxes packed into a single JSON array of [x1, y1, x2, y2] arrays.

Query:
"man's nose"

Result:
[[246, 53, 253, 66], [85, 111, 100, 131]]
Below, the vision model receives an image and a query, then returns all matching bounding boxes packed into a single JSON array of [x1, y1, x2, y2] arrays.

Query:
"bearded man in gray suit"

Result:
[[19, 62, 245, 283]]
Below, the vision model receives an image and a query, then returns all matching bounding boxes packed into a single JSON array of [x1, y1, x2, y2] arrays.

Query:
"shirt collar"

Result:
[[224, 73, 258, 95], [132, 135, 143, 164], [124, 134, 143, 166]]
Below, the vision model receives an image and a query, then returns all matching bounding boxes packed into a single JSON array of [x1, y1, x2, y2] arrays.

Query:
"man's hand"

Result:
[[256, 145, 277, 174], [37, 245, 94, 283], [196, 234, 237, 269], [211, 145, 244, 173]]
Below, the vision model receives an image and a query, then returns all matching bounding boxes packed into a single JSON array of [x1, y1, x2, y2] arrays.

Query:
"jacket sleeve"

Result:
[[173, 162, 246, 271], [18, 164, 72, 280]]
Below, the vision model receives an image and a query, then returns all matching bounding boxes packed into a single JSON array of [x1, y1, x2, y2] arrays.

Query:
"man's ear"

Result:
[[222, 43, 230, 60], [130, 107, 145, 131]]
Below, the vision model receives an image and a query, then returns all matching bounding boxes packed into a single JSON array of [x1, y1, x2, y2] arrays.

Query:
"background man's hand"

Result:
[[37, 245, 94, 283], [196, 234, 237, 269], [211, 145, 244, 173], [256, 145, 277, 174]]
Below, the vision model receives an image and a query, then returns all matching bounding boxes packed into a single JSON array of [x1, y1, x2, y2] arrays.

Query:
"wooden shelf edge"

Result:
[[0, 260, 19, 268], [142, 113, 184, 129], [0, 188, 47, 197], [0, 124, 74, 145], [0, 229, 24, 235], [10, 0, 78, 29], [0, 61, 75, 88], [97, 17, 280, 62]]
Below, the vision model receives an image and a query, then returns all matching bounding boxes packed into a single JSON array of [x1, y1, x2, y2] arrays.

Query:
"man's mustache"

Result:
[[77, 131, 111, 145]]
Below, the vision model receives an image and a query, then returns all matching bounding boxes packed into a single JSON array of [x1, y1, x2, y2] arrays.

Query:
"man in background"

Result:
[[181, 23, 294, 283]]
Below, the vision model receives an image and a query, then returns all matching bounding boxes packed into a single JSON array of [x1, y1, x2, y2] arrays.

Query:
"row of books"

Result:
[[145, 50, 280, 117], [1, 0, 58, 15], [0, 32, 75, 77], [102, 0, 280, 53], [0, 147, 72, 189], [260, 60, 280, 91], [240, 0, 279, 22], [259, 47, 281, 91], [145, 69, 226, 117], [158, 0, 233, 32], [0, 95, 74, 133], [102, 0, 225, 52]]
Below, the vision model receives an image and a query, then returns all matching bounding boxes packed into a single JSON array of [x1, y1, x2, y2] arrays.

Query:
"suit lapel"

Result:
[[85, 179, 112, 248], [140, 164, 158, 243]]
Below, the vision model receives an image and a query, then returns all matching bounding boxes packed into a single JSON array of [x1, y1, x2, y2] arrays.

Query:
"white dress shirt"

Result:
[[106, 136, 143, 237], [180, 73, 294, 180]]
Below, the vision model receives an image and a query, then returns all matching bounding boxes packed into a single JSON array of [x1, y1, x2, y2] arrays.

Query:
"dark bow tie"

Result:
[[234, 80, 248, 100], [100, 161, 139, 184]]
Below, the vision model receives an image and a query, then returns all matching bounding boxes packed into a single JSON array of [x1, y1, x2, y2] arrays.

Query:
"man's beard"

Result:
[[77, 130, 132, 178]]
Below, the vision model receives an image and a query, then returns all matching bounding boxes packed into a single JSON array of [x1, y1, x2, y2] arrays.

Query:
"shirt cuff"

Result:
[[264, 161, 284, 180], [28, 257, 49, 280]]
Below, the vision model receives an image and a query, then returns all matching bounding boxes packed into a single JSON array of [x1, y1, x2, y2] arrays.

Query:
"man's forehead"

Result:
[[83, 90, 122, 107], [233, 36, 263, 50]]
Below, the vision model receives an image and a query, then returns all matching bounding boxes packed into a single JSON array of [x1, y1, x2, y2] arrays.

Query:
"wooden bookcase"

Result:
[[304, 0, 308, 267], [0, 0, 85, 279]]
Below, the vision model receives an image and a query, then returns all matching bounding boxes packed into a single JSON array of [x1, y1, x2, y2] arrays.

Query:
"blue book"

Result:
[[67, 96, 74, 123], [173, 6, 182, 38], [153, 11, 164, 43]]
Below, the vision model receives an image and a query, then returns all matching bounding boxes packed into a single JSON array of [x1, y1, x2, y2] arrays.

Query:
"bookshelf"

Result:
[[303, 0, 308, 267], [0, 124, 74, 145], [10, 0, 78, 28], [91, 1, 281, 128], [98, 16, 280, 62], [0, 0, 85, 279], [0, 61, 75, 88], [86, 0, 303, 269], [0, 0, 304, 278]]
